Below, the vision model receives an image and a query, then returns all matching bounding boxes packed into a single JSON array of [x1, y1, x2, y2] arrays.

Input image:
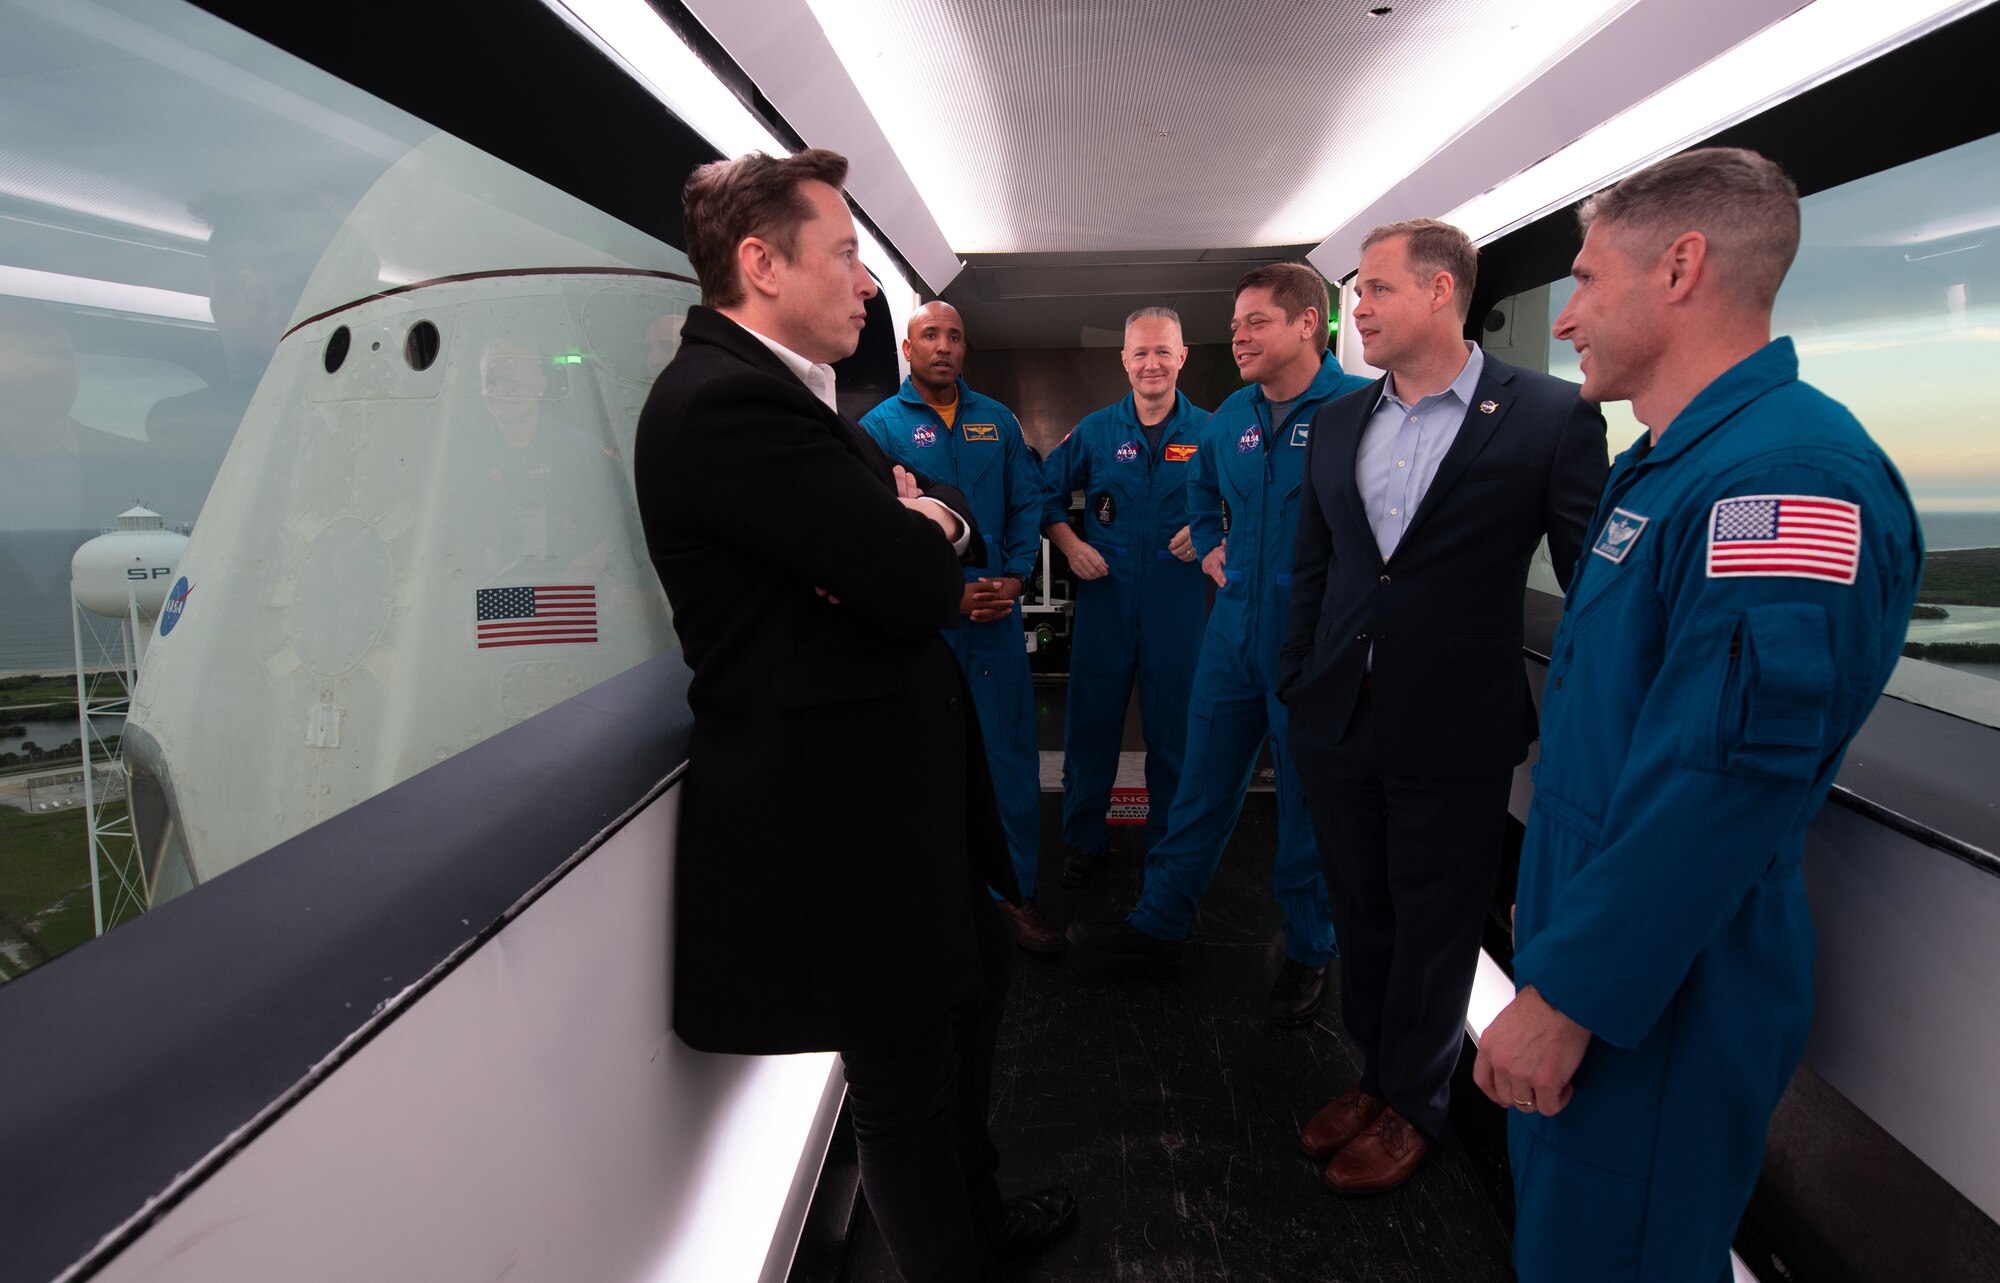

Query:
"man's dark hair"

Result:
[[683, 148, 851, 308], [1579, 148, 1801, 309], [1360, 218, 1478, 321], [1234, 263, 1331, 353]]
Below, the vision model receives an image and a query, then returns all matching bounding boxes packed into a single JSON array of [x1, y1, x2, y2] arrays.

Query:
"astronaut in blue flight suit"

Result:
[[861, 301, 1059, 953], [1040, 306, 1209, 884], [1474, 150, 1922, 1282], [1069, 264, 1373, 1026]]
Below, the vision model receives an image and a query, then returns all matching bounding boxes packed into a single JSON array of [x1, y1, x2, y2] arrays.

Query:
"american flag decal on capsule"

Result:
[[475, 584, 599, 647], [1706, 495, 1861, 584]]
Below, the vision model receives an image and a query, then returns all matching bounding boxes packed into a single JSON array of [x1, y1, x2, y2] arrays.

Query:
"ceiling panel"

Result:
[[795, 0, 1636, 253]]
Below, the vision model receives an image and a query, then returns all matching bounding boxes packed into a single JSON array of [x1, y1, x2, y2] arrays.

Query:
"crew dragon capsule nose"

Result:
[[122, 133, 697, 899]]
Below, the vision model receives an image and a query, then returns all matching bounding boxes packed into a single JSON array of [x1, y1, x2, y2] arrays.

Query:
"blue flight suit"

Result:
[[1128, 352, 1372, 964], [1042, 391, 1210, 856], [1508, 340, 1922, 1282], [862, 378, 1048, 896]]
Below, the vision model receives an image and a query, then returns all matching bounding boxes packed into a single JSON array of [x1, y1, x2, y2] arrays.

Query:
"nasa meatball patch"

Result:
[[912, 424, 937, 449], [1236, 425, 1261, 453], [1591, 508, 1649, 564], [1115, 440, 1140, 462], [1706, 494, 1861, 584]]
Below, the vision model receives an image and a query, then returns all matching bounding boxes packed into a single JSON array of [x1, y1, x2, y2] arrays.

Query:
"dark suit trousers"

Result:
[[1290, 688, 1511, 1144], [839, 881, 1015, 1283]]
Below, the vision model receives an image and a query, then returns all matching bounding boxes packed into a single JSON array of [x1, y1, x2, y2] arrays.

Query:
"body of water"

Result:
[[1919, 510, 2000, 551], [0, 530, 99, 676], [0, 715, 125, 752]]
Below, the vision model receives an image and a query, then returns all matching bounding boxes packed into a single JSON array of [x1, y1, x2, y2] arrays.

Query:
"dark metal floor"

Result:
[[841, 682, 1516, 1283]]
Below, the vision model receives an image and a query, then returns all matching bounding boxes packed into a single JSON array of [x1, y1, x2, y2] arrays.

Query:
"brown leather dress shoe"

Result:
[[1299, 1087, 1387, 1160], [997, 898, 1065, 953], [1323, 1107, 1429, 1195]]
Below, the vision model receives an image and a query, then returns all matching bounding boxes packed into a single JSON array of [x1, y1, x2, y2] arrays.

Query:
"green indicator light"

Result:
[[555, 354, 584, 365]]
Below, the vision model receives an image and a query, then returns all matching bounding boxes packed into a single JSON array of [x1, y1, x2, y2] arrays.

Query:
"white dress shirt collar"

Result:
[[742, 325, 840, 413]]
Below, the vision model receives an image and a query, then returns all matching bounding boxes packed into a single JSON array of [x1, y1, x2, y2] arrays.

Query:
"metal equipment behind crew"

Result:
[[1040, 306, 1209, 885], [1069, 264, 1371, 1026], [863, 302, 1057, 953], [1473, 147, 1923, 1281]]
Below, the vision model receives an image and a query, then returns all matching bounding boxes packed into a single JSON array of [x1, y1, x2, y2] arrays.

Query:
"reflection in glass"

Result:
[[1, 0, 695, 975]]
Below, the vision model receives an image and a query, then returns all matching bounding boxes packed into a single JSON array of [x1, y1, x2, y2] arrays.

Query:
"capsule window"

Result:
[[323, 325, 350, 373], [405, 320, 441, 371]]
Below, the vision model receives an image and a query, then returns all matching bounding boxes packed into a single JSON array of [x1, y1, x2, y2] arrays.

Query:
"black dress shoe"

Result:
[[993, 1185, 1077, 1259], [1066, 918, 1183, 979], [1267, 957, 1330, 1026], [1059, 845, 1102, 887]]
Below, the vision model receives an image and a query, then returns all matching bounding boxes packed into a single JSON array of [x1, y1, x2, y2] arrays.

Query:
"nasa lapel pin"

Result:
[[1479, 400, 1498, 414]]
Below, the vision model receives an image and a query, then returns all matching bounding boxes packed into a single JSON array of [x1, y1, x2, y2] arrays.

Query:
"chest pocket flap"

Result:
[[954, 428, 1002, 490]]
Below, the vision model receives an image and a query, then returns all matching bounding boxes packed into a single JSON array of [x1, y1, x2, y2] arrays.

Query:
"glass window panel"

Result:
[[1, 0, 698, 977], [1516, 131, 2000, 723]]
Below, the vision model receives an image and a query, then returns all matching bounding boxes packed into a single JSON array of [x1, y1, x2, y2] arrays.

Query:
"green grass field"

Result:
[[0, 673, 79, 716], [0, 803, 122, 982], [1919, 547, 2000, 607]]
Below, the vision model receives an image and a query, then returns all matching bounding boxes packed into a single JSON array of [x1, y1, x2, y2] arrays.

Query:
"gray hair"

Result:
[[1124, 306, 1183, 336], [1579, 147, 1801, 309]]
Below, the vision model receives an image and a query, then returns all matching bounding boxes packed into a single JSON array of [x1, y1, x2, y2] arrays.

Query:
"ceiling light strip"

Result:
[[540, 0, 920, 336], [1442, 0, 1996, 249], [0, 263, 212, 324]]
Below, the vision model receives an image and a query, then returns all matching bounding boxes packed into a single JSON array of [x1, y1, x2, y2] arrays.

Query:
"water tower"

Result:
[[70, 506, 187, 934]]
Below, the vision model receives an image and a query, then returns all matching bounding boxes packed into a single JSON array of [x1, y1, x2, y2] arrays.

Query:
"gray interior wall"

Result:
[[964, 344, 1244, 456]]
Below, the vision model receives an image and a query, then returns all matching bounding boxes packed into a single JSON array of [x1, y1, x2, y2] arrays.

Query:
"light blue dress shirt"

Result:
[[1356, 342, 1485, 560]]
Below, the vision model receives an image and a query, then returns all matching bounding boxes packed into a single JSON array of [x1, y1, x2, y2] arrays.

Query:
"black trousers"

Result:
[[838, 881, 1015, 1283], [1290, 688, 1511, 1144]]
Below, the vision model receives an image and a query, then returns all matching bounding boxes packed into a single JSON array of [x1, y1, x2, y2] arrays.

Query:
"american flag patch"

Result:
[[475, 584, 599, 648], [1706, 495, 1861, 584]]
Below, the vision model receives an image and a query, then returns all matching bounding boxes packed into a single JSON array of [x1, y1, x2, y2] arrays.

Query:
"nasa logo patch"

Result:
[[1115, 440, 1139, 462], [912, 425, 937, 449], [1093, 492, 1117, 526], [158, 576, 193, 636], [1591, 507, 1649, 564], [1237, 425, 1261, 453]]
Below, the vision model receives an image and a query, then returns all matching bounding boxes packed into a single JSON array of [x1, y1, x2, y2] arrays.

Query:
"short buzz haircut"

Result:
[[1360, 218, 1478, 321], [1124, 306, 1183, 341], [1578, 147, 1801, 309], [1234, 263, 1331, 353], [682, 148, 851, 308]]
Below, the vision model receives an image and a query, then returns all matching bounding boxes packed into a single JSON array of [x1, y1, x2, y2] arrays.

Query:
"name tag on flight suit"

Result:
[[962, 423, 999, 442], [1592, 507, 1649, 563]]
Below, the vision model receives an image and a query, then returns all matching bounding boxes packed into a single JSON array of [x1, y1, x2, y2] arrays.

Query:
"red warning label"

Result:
[[1107, 787, 1150, 825]]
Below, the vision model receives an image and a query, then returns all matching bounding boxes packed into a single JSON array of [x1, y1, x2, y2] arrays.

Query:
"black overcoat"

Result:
[[634, 306, 1016, 1054]]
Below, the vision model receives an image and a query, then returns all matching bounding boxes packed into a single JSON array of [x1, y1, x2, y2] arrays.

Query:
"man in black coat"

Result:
[[634, 149, 1072, 1282], [1280, 219, 1607, 1194]]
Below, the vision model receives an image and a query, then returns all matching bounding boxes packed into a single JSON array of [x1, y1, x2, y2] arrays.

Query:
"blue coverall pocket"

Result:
[[1510, 1117, 1649, 1280], [1679, 605, 1831, 777]]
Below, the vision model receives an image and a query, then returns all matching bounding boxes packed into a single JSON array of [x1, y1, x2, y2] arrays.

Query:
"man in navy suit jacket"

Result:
[[1279, 219, 1607, 1194]]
